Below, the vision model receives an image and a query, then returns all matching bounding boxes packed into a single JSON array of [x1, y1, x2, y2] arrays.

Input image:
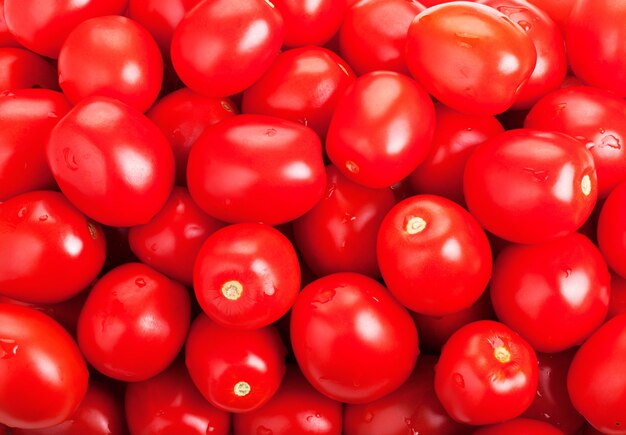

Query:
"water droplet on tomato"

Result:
[[517, 20, 531, 31], [150, 243, 158, 252], [39, 214, 48, 221], [17, 207, 27, 218], [453, 373, 465, 388], [206, 425, 215, 434], [135, 278, 146, 287], [364, 412, 374, 423], [0, 339, 18, 359], [524, 168, 549, 182], [600, 134, 621, 149], [265, 128, 277, 137], [256, 426, 273, 435], [455, 32, 480, 48], [313, 289, 336, 305], [0, 90, 15, 97], [63, 147, 79, 170]]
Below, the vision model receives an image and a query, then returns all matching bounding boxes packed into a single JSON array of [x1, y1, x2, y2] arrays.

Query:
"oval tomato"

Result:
[[0, 47, 57, 90], [272, 0, 346, 47]]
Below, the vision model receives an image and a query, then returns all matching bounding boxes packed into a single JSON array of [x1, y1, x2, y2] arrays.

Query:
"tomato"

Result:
[[147, 88, 237, 186], [473, 418, 565, 435], [525, 86, 626, 198], [527, 0, 574, 34], [77, 263, 191, 382], [58, 15, 163, 112], [3, 0, 127, 58], [0, 0, 19, 48], [46, 96, 175, 227], [272, 0, 346, 47], [326, 71, 436, 188], [242, 46, 355, 139], [193, 223, 300, 330], [233, 365, 343, 435], [343, 355, 468, 435], [0, 191, 105, 304], [339, 0, 424, 75], [185, 314, 287, 413], [290, 273, 419, 403], [568, 314, 626, 434], [170, 0, 284, 97], [0, 48, 57, 90], [608, 272, 626, 320], [435, 320, 538, 425], [125, 360, 231, 435], [377, 194, 492, 315], [597, 181, 626, 279], [464, 129, 597, 244], [0, 89, 71, 201], [408, 103, 504, 205], [129, 187, 225, 286], [186, 114, 326, 225], [0, 304, 88, 429]]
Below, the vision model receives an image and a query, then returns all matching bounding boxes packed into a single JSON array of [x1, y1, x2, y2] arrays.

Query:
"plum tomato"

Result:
[[597, 180, 626, 279], [464, 129, 597, 244], [185, 314, 287, 413], [326, 71, 436, 188], [0, 48, 57, 90], [193, 223, 300, 330], [473, 418, 565, 435], [377, 194, 492, 316], [0, 191, 106, 304], [435, 320, 539, 425], [290, 273, 419, 404], [527, 0, 574, 34], [272, 0, 346, 47]]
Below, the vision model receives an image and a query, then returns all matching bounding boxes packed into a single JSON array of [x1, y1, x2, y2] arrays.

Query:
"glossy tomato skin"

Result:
[[0, 89, 71, 201], [377, 194, 492, 315], [0, 191, 106, 304], [147, 88, 237, 185], [233, 366, 343, 435], [171, 0, 283, 97], [464, 129, 597, 244], [125, 360, 231, 435], [242, 46, 355, 139], [58, 15, 163, 112], [193, 223, 300, 330], [405, 2, 536, 115], [408, 103, 504, 205], [343, 355, 468, 435], [0, 48, 57, 90], [3, 0, 127, 58], [525, 86, 626, 198], [527, 0, 573, 34], [128, 187, 225, 286], [0, 0, 19, 48], [568, 314, 626, 434], [77, 263, 191, 382], [290, 273, 419, 404], [272, 0, 346, 47], [435, 320, 539, 425], [46, 96, 175, 227], [187, 114, 326, 225], [597, 181, 626, 279], [326, 71, 435, 188], [473, 418, 565, 435], [185, 314, 287, 413], [0, 304, 89, 429]]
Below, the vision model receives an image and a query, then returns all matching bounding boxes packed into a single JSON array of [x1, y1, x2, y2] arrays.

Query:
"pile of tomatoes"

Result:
[[1, 0, 626, 433]]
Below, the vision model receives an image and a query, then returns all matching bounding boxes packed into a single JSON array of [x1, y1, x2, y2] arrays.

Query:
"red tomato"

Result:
[[77, 263, 191, 382], [343, 355, 468, 435], [186, 114, 326, 225], [435, 320, 539, 425], [0, 48, 57, 90], [147, 88, 237, 185], [568, 314, 626, 434], [464, 129, 597, 244], [408, 103, 504, 205], [608, 272, 626, 320], [0, 0, 19, 48], [0, 304, 88, 429], [405, 2, 536, 115], [290, 273, 419, 403], [525, 86, 626, 198], [170, 0, 284, 97], [377, 194, 492, 315], [597, 181, 626, 279], [58, 16, 163, 112], [193, 223, 300, 330], [272, 0, 346, 47], [3, 0, 127, 58], [185, 314, 287, 413], [473, 418, 565, 435], [0, 191, 105, 304], [527, 0, 574, 34], [46, 96, 175, 227], [242, 46, 356, 139], [0, 89, 71, 201], [326, 71, 435, 188], [129, 187, 225, 286], [233, 365, 343, 435], [125, 360, 231, 435]]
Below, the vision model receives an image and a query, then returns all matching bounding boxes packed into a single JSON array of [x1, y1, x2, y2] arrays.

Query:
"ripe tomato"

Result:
[[186, 114, 326, 225], [597, 181, 626, 279], [473, 418, 565, 435], [290, 273, 419, 403], [435, 320, 538, 425], [77, 263, 191, 382], [170, 0, 284, 97], [527, 0, 574, 34], [464, 129, 597, 244], [0, 191, 106, 304], [377, 194, 492, 316], [46, 96, 175, 227], [0, 48, 57, 90], [193, 223, 300, 330], [608, 272, 626, 319], [0, 304, 88, 429], [272, 0, 346, 47], [185, 314, 287, 413], [0, 0, 19, 48], [326, 71, 436, 188]]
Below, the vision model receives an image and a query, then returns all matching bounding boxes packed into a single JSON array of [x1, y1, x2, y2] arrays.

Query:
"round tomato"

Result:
[[0, 0, 19, 48], [0, 48, 57, 90], [527, 0, 574, 34], [272, 0, 346, 47], [597, 180, 626, 279], [473, 418, 565, 435]]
